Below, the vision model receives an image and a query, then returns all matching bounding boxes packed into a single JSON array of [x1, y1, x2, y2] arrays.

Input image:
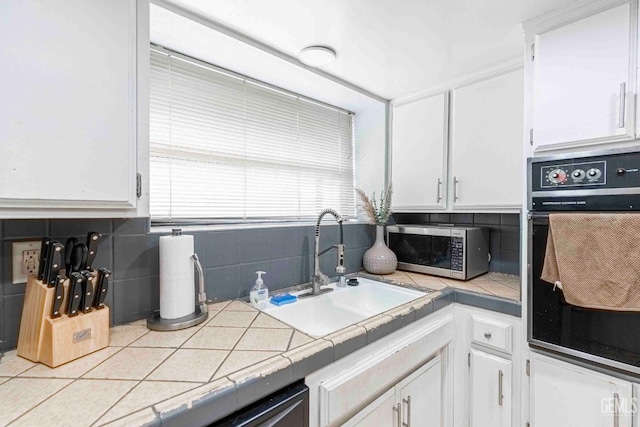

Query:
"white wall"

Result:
[[354, 102, 387, 220]]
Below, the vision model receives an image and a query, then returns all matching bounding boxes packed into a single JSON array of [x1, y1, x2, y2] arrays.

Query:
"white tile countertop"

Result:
[[0, 271, 520, 426]]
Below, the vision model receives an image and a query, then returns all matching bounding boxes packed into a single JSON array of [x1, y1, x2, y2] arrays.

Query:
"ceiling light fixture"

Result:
[[299, 46, 336, 67]]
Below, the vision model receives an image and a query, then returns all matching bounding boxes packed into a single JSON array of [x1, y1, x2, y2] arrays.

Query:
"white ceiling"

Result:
[[159, 0, 579, 100]]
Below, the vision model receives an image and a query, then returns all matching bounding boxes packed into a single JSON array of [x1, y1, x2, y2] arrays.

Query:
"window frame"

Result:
[[149, 44, 357, 225]]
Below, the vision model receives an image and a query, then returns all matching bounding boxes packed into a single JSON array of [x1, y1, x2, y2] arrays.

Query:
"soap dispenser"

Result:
[[250, 271, 269, 310]]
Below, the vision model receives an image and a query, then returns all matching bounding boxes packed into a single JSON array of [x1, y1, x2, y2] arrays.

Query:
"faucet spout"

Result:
[[311, 209, 346, 296]]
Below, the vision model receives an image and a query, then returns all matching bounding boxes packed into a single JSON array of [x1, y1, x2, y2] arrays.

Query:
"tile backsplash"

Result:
[[390, 213, 521, 276], [0, 219, 374, 350], [0, 214, 520, 351]]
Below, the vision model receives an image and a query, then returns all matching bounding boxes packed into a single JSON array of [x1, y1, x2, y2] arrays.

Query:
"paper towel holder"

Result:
[[147, 253, 209, 331]]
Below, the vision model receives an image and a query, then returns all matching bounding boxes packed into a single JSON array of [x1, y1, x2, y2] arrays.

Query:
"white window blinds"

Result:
[[149, 48, 355, 221]]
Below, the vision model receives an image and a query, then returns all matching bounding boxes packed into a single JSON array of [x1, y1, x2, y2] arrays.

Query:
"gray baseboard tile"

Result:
[[358, 314, 394, 345], [285, 339, 334, 381], [454, 290, 521, 317], [433, 288, 455, 311], [323, 325, 367, 361], [229, 356, 293, 409], [412, 298, 435, 320], [155, 379, 238, 427], [387, 304, 416, 331]]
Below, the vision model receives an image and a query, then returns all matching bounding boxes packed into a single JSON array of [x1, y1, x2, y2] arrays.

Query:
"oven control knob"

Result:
[[587, 168, 602, 180], [548, 168, 567, 184], [617, 168, 626, 175], [571, 169, 585, 180]]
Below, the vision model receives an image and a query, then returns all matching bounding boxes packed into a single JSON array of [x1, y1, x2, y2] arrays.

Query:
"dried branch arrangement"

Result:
[[355, 184, 393, 226]]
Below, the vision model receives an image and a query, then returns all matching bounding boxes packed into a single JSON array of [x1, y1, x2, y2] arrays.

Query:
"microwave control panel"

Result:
[[451, 237, 463, 271]]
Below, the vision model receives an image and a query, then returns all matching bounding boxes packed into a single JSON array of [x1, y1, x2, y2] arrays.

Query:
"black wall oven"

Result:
[[529, 148, 640, 374]]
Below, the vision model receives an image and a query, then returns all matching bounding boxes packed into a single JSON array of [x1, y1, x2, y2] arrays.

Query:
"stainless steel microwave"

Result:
[[386, 225, 489, 280]]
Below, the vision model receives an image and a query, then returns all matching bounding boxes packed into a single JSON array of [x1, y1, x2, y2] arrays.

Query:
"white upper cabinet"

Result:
[[391, 62, 523, 212], [450, 68, 524, 209], [0, 0, 148, 217], [526, 0, 637, 151], [391, 92, 448, 211]]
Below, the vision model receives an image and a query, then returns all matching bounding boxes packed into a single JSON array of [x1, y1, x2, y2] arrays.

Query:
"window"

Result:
[[149, 47, 356, 222]]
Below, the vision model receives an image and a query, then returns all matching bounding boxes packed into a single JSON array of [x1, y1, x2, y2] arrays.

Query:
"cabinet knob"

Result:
[[484, 332, 492, 339]]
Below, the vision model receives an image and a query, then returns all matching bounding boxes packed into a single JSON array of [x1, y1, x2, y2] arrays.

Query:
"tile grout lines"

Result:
[[6, 344, 131, 426], [90, 312, 216, 427], [206, 306, 260, 383]]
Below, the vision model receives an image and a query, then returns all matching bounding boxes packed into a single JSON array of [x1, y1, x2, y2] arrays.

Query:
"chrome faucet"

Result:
[[308, 208, 346, 296]]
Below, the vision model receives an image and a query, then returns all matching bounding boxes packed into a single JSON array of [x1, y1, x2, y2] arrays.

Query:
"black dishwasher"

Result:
[[211, 381, 309, 427]]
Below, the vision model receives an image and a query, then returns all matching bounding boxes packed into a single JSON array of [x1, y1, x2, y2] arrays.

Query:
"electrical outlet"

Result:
[[12, 241, 41, 284], [23, 250, 39, 274]]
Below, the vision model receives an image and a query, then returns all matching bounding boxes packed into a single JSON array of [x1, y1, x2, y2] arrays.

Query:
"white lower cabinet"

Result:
[[398, 355, 443, 427], [470, 349, 512, 427], [531, 352, 633, 427], [454, 305, 522, 427], [345, 354, 444, 427], [343, 388, 397, 427], [306, 307, 455, 427]]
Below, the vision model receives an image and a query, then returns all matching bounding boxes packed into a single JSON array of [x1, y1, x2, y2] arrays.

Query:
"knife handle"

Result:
[[67, 272, 84, 317], [85, 232, 101, 271], [37, 238, 52, 280], [81, 271, 94, 313], [40, 240, 55, 282], [46, 243, 65, 287], [93, 268, 111, 309], [51, 275, 66, 318]]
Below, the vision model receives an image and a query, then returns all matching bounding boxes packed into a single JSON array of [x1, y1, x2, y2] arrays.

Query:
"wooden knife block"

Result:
[[17, 274, 109, 368]]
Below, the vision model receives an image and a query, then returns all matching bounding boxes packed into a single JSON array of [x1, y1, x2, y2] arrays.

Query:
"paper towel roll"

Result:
[[159, 233, 195, 319]]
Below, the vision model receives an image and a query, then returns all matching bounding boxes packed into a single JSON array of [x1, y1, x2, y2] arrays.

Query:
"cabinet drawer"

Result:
[[471, 315, 512, 354]]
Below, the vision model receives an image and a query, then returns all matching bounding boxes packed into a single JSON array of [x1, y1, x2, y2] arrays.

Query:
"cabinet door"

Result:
[[469, 350, 511, 427], [343, 388, 397, 427], [391, 93, 448, 211], [531, 353, 632, 427], [397, 354, 443, 427], [531, 1, 636, 150], [0, 0, 138, 210], [449, 68, 523, 209]]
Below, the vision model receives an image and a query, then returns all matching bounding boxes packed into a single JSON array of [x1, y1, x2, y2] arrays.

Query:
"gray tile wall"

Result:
[[390, 213, 521, 276], [0, 219, 374, 350]]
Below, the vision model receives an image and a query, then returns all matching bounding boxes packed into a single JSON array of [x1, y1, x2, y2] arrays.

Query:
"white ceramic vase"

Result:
[[363, 225, 397, 274]]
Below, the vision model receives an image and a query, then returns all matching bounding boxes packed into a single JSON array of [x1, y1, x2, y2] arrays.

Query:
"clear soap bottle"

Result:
[[250, 271, 269, 310]]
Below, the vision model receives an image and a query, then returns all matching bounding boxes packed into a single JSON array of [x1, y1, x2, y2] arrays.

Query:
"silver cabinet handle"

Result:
[[436, 178, 442, 203], [402, 396, 411, 427], [614, 393, 620, 427], [393, 402, 402, 427], [619, 83, 626, 128], [453, 177, 459, 201], [498, 370, 504, 406], [484, 332, 492, 339]]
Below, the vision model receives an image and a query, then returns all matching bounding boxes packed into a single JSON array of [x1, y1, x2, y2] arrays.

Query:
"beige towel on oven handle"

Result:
[[540, 213, 640, 311]]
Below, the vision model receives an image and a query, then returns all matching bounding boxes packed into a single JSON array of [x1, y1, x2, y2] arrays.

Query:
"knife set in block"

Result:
[[17, 274, 109, 367], [17, 234, 110, 368]]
